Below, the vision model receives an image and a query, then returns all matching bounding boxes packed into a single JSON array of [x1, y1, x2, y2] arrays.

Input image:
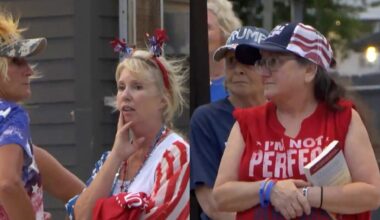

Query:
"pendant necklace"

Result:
[[116, 125, 169, 193]]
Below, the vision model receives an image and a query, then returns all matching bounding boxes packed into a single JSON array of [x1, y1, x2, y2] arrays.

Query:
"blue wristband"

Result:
[[259, 181, 266, 207], [264, 180, 276, 205], [259, 179, 270, 207]]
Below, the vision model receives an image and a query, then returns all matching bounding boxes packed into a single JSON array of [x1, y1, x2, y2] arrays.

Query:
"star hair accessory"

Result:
[[110, 38, 135, 60], [146, 29, 170, 91], [146, 29, 168, 57]]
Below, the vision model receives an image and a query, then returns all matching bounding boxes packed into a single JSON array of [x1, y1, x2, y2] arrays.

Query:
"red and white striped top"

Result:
[[67, 132, 189, 220]]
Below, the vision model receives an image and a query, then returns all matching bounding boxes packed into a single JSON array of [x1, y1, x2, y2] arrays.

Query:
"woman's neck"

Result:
[[272, 88, 318, 138], [275, 89, 317, 119], [130, 122, 164, 152], [229, 93, 266, 108]]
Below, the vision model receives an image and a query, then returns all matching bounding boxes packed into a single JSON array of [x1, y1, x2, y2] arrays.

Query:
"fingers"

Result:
[[297, 192, 311, 215], [279, 209, 291, 220], [271, 179, 311, 219], [291, 198, 304, 217], [133, 137, 146, 147], [286, 204, 297, 219], [281, 193, 305, 219], [117, 112, 124, 130], [278, 201, 303, 220], [292, 179, 311, 187], [119, 121, 133, 135]]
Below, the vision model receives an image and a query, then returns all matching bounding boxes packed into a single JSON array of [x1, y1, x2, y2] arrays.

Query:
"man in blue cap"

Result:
[[190, 26, 268, 220]]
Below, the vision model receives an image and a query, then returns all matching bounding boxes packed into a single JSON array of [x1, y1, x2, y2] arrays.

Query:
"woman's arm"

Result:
[[92, 140, 190, 220], [33, 145, 85, 202], [73, 150, 123, 220], [195, 186, 235, 220], [213, 122, 264, 212], [0, 144, 35, 220], [73, 116, 143, 220], [213, 122, 310, 219], [307, 109, 380, 213]]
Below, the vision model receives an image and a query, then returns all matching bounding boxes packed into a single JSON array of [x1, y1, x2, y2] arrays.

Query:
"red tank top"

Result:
[[233, 100, 369, 220]]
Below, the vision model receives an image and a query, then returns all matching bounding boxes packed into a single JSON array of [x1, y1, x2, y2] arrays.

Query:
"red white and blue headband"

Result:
[[110, 29, 170, 91]]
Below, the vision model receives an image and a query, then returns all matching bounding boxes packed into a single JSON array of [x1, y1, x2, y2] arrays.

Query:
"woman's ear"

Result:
[[159, 95, 167, 110], [304, 64, 318, 83]]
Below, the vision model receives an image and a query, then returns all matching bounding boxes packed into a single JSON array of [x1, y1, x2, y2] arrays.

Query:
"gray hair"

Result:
[[207, 0, 242, 41]]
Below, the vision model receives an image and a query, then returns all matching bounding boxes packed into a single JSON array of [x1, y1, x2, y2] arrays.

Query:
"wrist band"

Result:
[[264, 180, 277, 206], [259, 179, 269, 207], [319, 186, 324, 208]]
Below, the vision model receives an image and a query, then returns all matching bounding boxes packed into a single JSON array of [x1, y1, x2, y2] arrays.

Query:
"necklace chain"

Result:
[[118, 125, 169, 192]]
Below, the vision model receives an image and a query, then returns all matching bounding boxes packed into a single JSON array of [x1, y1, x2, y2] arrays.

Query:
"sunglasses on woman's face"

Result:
[[254, 56, 296, 73], [10, 57, 28, 66]]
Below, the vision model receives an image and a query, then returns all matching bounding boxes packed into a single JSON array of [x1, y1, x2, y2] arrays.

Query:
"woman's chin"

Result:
[[264, 91, 275, 100], [122, 112, 135, 122]]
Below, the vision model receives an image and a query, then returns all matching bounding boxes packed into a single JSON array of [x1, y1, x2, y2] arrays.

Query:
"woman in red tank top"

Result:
[[213, 22, 380, 220]]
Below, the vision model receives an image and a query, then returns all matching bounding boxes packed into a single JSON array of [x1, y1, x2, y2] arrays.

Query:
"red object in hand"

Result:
[[92, 192, 150, 220]]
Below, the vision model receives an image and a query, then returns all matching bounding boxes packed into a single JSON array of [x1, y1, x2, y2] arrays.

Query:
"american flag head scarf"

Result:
[[257, 22, 335, 70]]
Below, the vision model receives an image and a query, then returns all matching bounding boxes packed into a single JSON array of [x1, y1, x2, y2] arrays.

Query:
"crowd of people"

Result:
[[1, 0, 380, 219]]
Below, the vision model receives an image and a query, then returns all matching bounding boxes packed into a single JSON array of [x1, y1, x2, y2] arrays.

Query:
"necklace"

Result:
[[115, 125, 169, 193]]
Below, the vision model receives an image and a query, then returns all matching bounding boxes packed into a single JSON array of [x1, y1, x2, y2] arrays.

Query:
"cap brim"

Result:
[[213, 45, 236, 61], [235, 44, 262, 65], [254, 42, 289, 53], [0, 38, 47, 58]]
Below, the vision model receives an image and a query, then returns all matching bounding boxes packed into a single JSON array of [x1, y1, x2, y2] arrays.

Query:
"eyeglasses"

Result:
[[254, 56, 296, 73]]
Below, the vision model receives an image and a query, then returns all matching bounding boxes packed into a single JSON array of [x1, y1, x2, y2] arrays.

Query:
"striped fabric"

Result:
[[143, 141, 189, 220], [287, 23, 334, 70], [69, 132, 189, 220]]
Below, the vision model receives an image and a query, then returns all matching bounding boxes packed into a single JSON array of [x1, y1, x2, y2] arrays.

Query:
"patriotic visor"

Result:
[[0, 36, 47, 58], [236, 22, 335, 70]]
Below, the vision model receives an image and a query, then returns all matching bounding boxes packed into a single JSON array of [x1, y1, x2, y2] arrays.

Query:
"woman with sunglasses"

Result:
[[213, 22, 380, 220], [0, 11, 85, 220]]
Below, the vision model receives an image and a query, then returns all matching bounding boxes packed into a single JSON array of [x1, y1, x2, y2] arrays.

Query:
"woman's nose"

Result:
[[234, 64, 245, 75], [234, 69, 244, 75], [24, 65, 33, 77], [121, 87, 132, 100]]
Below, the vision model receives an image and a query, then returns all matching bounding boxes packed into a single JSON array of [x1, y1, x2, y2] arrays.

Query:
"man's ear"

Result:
[[304, 63, 318, 83]]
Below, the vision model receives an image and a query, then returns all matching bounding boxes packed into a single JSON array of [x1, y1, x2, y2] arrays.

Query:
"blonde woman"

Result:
[[0, 11, 84, 220], [66, 50, 189, 220]]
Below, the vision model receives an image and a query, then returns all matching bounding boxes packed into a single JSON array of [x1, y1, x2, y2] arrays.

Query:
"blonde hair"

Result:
[[207, 0, 241, 41], [115, 50, 188, 126], [0, 10, 39, 81], [0, 57, 8, 80], [0, 10, 24, 80]]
